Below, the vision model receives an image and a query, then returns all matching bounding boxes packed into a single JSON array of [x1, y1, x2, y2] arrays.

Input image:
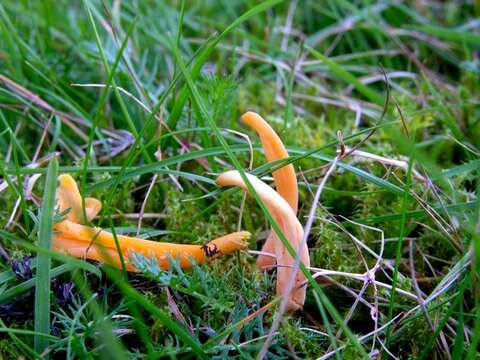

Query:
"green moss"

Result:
[[163, 187, 229, 244], [343, 336, 369, 360], [0, 338, 22, 359], [282, 319, 326, 358], [309, 216, 364, 274]]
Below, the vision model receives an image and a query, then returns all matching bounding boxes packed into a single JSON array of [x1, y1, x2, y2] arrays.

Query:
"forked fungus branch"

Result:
[[52, 175, 249, 272], [217, 111, 310, 312]]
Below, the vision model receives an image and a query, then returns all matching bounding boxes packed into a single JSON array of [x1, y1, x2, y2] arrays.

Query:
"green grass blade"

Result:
[[306, 45, 384, 105], [1, 264, 72, 304], [385, 158, 413, 346], [361, 200, 478, 224], [418, 274, 468, 359], [0, 318, 41, 359], [33, 157, 58, 356], [408, 24, 480, 47]]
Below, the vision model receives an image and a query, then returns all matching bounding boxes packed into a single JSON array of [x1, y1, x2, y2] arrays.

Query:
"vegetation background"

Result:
[[0, 0, 479, 358]]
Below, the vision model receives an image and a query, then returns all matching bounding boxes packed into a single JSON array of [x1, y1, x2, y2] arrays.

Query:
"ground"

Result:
[[0, 0, 479, 359]]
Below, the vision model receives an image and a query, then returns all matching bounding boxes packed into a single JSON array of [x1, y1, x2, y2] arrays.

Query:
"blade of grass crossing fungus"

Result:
[[174, 49, 368, 358], [34, 157, 58, 356], [77, 144, 406, 196], [2, 120, 398, 172]]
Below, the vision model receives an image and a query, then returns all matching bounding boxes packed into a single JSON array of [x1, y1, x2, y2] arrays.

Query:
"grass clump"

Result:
[[0, 0, 479, 358]]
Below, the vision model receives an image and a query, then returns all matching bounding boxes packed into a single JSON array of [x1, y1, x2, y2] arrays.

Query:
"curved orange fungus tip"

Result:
[[57, 174, 101, 222], [241, 111, 298, 211], [52, 174, 249, 272], [216, 170, 309, 312], [241, 111, 299, 272]]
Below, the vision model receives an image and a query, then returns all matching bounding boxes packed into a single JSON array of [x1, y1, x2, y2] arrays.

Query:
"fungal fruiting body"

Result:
[[52, 174, 249, 272], [216, 171, 309, 312], [56, 174, 101, 223], [241, 111, 298, 271], [236, 111, 309, 311], [241, 112, 298, 211]]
